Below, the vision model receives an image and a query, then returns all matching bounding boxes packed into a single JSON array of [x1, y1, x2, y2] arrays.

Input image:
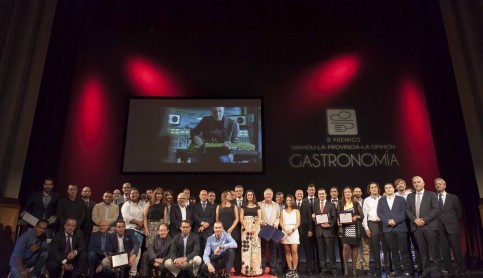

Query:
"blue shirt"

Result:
[[203, 232, 237, 264], [9, 229, 48, 267]]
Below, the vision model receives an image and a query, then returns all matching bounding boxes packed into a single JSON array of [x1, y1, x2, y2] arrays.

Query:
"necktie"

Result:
[[202, 202, 206, 211], [237, 199, 241, 208], [65, 234, 72, 255], [309, 198, 313, 207], [297, 202, 301, 209], [320, 201, 325, 213], [159, 239, 165, 257], [416, 192, 421, 218], [438, 193, 443, 209], [85, 200, 89, 207]]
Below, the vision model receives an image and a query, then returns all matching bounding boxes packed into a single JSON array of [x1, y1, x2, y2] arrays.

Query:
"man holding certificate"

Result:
[[103, 220, 140, 277], [312, 188, 337, 276]]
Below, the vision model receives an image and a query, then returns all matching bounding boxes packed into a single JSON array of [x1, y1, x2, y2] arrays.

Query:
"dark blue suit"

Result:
[[378, 195, 411, 274], [105, 229, 140, 256], [438, 192, 465, 274], [87, 231, 108, 277]]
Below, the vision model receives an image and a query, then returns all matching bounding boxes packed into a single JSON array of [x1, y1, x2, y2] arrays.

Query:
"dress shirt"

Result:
[[362, 195, 381, 230], [308, 196, 315, 206], [386, 195, 395, 210], [296, 200, 302, 209], [117, 234, 125, 252], [203, 232, 237, 264], [319, 200, 326, 212], [438, 191, 446, 205], [180, 206, 187, 220], [236, 198, 243, 208], [395, 191, 410, 199], [183, 235, 188, 256], [264, 202, 273, 222], [9, 229, 48, 267], [122, 200, 146, 231]]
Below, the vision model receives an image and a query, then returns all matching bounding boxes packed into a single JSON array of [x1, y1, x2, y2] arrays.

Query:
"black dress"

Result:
[[218, 204, 240, 241]]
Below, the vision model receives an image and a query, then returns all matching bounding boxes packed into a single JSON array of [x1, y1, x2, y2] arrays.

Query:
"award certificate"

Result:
[[111, 252, 129, 268], [338, 212, 354, 224], [316, 213, 329, 224]]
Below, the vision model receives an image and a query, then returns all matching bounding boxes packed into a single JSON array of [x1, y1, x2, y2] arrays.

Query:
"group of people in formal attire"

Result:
[[10, 176, 465, 278]]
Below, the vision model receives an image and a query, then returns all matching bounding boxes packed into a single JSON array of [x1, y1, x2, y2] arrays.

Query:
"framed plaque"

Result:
[[338, 211, 354, 224], [111, 252, 129, 268], [316, 213, 330, 224]]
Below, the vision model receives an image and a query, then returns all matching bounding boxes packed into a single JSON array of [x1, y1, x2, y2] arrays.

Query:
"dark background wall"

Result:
[[19, 0, 481, 258]]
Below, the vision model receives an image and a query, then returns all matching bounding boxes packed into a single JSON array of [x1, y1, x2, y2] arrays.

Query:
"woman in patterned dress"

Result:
[[240, 190, 263, 276], [337, 187, 363, 277], [143, 187, 168, 246], [280, 194, 301, 277]]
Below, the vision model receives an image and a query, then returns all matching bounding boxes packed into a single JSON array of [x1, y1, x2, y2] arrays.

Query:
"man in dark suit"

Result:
[[103, 219, 141, 277], [378, 183, 412, 277], [295, 189, 315, 275], [146, 223, 173, 277], [165, 220, 202, 277], [435, 178, 465, 275], [192, 190, 215, 255], [22, 178, 60, 237], [81, 186, 96, 248], [406, 176, 441, 277], [303, 183, 318, 274], [87, 220, 109, 277], [329, 186, 344, 273], [56, 184, 86, 231], [47, 218, 86, 278], [231, 184, 244, 275], [170, 193, 193, 236], [313, 188, 337, 276]]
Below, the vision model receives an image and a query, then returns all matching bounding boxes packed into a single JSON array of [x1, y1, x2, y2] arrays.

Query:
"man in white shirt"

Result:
[[121, 188, 145, 274], [362, 182, 391, 276]]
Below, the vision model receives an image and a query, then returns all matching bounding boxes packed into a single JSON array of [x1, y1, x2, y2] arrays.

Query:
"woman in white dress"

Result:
[[280, 194, 301, 277]]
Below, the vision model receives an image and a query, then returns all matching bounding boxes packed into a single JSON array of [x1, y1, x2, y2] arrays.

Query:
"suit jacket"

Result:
[[23, 191, 60, 227], [312, 199, 337, 237], [91, 202, 119, 232], [303, 196, 319, 233], [169, 204, 193, 235], [48, 230, 86, 264], [257, 201, 280, 228], [169, 233, 200, 261], [82, 199, 96, 231], [105, 229, 140, 255], [88, 231, 108, 257], [297, 200, 313, 236], [406, 190, 440, 231], [192, 202, 215, 236], [377, 195, 408, 233], [147, 236, 173, 262], [438, 192, 462, 234], [57, 197, 86, 229]]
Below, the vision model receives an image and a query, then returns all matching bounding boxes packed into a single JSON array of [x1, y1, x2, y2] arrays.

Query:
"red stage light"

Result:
[[313, 54, 361, 96], [77, 77, 106, 147], [400, 78, 439, 185], [126, 57, 176, 96]]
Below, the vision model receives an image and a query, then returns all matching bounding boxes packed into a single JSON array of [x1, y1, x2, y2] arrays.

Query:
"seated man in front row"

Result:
[[201, 222, 238, 278], [190, 106, 239, 163], [102, 220, 140, 277], [146, 223, 173, 277], [87, 220, 110, 277], [164, 220, 202, 277], [9, 219, 49, 278], [47, 218, 86, 278]]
